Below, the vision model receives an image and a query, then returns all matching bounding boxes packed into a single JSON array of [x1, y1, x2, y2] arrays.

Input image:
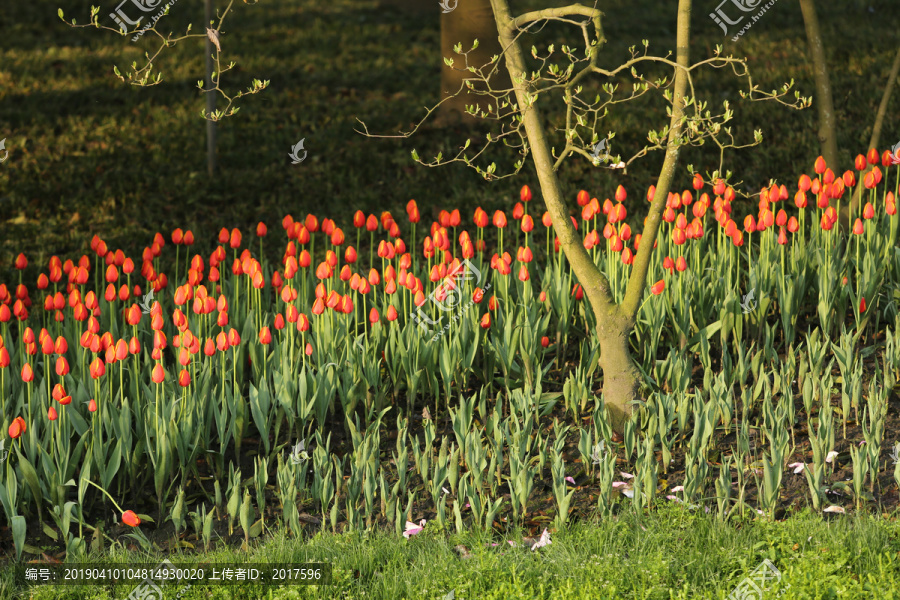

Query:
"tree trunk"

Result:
[[488, 0, 692, 433], [597, 316, 642, 433], [799, 0, 839, 172], [437, 0, 509, 127]]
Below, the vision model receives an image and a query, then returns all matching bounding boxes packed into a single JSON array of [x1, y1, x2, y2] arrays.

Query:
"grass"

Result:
[[6, 504, 900, 599]]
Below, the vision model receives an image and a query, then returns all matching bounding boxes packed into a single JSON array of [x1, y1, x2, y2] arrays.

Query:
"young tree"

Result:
[[59, 1, 270, 176], [359, 0, 808, 433]]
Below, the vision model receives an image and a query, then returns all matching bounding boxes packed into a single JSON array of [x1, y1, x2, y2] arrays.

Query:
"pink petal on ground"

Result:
[[671, 485, 684, 492], [620, 472, 635, 479], [823, 505, 845, 514], [565, 476, 576, 485], [825, 451, 838, 463], [612, 481, 627, 489], [788, 462, 806, 474]]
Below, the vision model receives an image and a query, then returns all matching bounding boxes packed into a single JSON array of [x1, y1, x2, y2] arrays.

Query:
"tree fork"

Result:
[[489, 0, 693, 432]]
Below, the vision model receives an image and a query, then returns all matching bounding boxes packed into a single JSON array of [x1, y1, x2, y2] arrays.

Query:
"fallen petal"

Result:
[[565, 476, 576, 485], [671, 485, 684, 492], [823, 505, 846, 514]]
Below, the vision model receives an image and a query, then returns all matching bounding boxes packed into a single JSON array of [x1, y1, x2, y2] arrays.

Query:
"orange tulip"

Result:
[[178, 369, 191, 387], [259, 326, 272, 345], [48, 406, 58, 421], [21, 363, 33, 383], [650, 280, 665, 295], [151, 363, 165, 384], [541, 336, 550, 348], [520, 185, 532, 202], [480, 313, 491, 329], [122, 510, 141, 527], [88, 399, 98, 412], [493, 211, 507, 228]]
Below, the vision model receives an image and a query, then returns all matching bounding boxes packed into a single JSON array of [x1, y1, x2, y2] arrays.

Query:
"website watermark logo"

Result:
[[740, 288, 756, 314], [124, 558, 174, 600], [109, 0, 179, 42], [438, 0, 458, 13], [710, 0, 780, 41], [289, 139, 307, 164], [589, 138, 625, 169], [288, 440, 310, 465], [0, 139, 8, 163], [410, 259, 490, 341], [727, 559, 789, 600], [138, 289, 155, 314], [890, 141, 900, 166]]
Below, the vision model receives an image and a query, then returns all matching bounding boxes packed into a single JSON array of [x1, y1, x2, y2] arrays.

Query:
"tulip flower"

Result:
[[88, 399, 98, 412], [151, 363, 165, 384], [122, 510, 141, 527], [259, 326, 272, 345], [480, 313, 491, 329], [520, 185, 532, 202], [651, 280, 665, 295], [178, 369, 191, 387], [21, 363, 33, 383], [541, 336, 550, 348], [852, 218, 864, 235], [14, 253, 27, 270], [860, 297, 867, 314]]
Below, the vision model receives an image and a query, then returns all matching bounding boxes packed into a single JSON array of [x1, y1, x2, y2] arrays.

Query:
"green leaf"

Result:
[[12, 516, 26, 561]]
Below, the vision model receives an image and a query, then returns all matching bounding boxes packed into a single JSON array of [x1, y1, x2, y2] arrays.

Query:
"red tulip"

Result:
[[650, 280, 665, 295], [259, 326, 272, 345], [868, 148, 880, 165], [305, 343, 314, 356], [229, 228, 242, 249], [151, 363, 165, 384], [90, 357, 106, 379], [21, 363, 33, 383], [853, 218, 864, 235], [48, 406, 58, 421], [178, 369, 191, 387], [814, 156, 826, 174], [88, 399, 98, 413], [122, 510, 141, 527], [692, 173, 703, 190], [518, 265, 530, 282], [353, 210, 366, 228], [863, 202, 875, 220], [369, 308, 380, 324], [540, 336, 550, 348], [0, 348, 8, 369], [480, 313, 491, 329], [521, 215, 534, 233], [615, 185, 627, 203], [14, 253, 27, 270], [860, 297, 867, 313], [493, 211, 507, 228], [8, 416, 26, 438], [520, 185, 532, 202]]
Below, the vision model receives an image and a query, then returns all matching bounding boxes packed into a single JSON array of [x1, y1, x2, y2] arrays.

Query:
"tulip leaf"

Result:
[[11, 516, 26, 561]]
